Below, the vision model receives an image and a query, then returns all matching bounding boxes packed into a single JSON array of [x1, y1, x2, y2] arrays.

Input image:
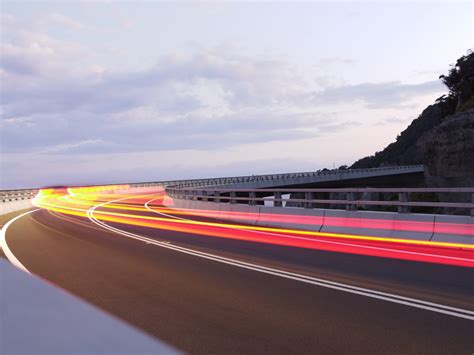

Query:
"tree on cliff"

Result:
[[439, 50, 474, 112]]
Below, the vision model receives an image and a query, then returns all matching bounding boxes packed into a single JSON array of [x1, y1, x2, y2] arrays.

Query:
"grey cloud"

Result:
[[0, 22, 446, 170], [373, 117, 408, 126], [0, 52, 39, 76], [1, 49, 292, 118], [2, 109, 338, 154], [40, 139, 110, 154], [42, 13, 88, 30], [318, 57, 356, 66], [0, 30, 340, 157], [0, 152, 320, 190], [312, 80, 445, 108]]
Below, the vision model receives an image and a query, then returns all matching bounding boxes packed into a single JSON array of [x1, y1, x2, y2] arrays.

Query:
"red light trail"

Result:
[[33, 186, 474, 268]]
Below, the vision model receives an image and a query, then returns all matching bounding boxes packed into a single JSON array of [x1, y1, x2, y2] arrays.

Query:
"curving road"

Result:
[[2, 187, 473, 354]]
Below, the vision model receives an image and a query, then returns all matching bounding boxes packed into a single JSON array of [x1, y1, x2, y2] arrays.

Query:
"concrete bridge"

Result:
[[1, 164, 472, 354], [134, 164, 425, 189]]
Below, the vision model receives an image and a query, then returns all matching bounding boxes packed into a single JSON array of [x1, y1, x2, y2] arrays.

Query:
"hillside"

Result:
[[351, 51, 474, 184]]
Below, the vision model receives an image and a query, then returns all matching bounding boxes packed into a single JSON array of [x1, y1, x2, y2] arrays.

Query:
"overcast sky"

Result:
[[1, 1, 472, 189]]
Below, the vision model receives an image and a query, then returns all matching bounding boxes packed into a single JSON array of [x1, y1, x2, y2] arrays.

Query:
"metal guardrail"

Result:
[[2, 165, 470, 215], [128, 165, 424, 189], [154, 165, 424, 189], [166, 187, 474, 216], [0, 189, 39, 203], [0, 165, 423, 199], [130, 165, 474, 216]]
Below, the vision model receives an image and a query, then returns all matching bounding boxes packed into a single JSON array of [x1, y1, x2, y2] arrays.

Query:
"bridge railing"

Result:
[[166, 187, 474, 216], [158, 165, 424, 189], [0, 189, 39, 203], [1, 165, 422, 197]]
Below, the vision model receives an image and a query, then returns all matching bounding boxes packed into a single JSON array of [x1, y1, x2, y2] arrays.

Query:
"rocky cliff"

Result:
[[351, 104, 446, 169], [424, 109, 474, 188], [351, 51, 474, 188]]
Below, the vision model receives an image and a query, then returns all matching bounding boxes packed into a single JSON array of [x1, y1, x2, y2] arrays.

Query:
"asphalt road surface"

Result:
[[2, 195, 473, 354]]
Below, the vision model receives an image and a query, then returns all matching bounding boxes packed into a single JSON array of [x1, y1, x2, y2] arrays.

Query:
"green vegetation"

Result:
[[439, 50, 474, 112]]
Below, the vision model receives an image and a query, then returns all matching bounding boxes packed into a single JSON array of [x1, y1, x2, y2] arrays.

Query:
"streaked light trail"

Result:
[[33, 186, 474, 267]]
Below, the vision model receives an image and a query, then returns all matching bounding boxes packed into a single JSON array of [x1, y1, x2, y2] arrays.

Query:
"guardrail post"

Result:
[[471, 193, 474, 217], [274, 192, 282, 207], [230, 191, 236, 204], [305, 192, 313, 209], [398, 192, 410, 213], [249, 191, 256, 206], [346, 192, 356, 211]]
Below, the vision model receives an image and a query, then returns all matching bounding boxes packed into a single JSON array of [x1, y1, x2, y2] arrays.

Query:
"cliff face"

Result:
[[351, 104, 445, 169], [424, 109, 474, 187], [351, 51, 474, 188], [351, 108, 474, 188]]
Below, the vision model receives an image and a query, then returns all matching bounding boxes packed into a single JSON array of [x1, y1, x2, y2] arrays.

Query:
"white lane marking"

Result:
[[0, 209, 40, 274], [145, 197, 474, 315], [88, 195, 474, 320], [144, 198, 188, 221], [144, 197, 474, 264]]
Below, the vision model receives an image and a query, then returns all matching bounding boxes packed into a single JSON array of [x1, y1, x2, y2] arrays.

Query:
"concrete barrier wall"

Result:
[[165, 198, 473, 245], [220, 204, 261, 225], [257, 206, 325, 232], [0, 186, 158, 216], [319, 210, 436, 241], [1, 260, 177, 354], [432, 215, 474, 244], [109, 186, 164, 195], [1, 199, 34, 215]]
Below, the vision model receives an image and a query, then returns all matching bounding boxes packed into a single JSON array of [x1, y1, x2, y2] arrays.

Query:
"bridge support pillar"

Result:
[[471, 193, 474, 217], [305, 192, 313, 209], [346, 192, 357, 211], [249, 192, 256, 206], [398, 192, 410, 213], [274, 192, 282, 207]]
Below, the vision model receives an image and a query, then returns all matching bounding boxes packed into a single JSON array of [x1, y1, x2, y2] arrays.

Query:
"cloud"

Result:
[[0, 13, 448, 188], [40, 139, 108, 154], [39, 13, 88, 30], [311, 80, 445, 108], [1, 107, 344, 154], [0, 147, 324, 189], [373, 117, 409, 126], [318, 57, 356, 66], [0, 33, 444, 157], [0, 30, 92, 83], [0, 26, 329, 156]]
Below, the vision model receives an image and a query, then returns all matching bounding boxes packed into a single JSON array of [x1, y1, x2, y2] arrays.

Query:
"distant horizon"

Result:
[[0, 163, 427, 191], [1, 1, 472, 189]]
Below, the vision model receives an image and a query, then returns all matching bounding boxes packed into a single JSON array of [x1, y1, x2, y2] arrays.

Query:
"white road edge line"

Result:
[[87, 194, 473, 320], [143, 197, 474, 316], [0, 209, 40, 274]]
